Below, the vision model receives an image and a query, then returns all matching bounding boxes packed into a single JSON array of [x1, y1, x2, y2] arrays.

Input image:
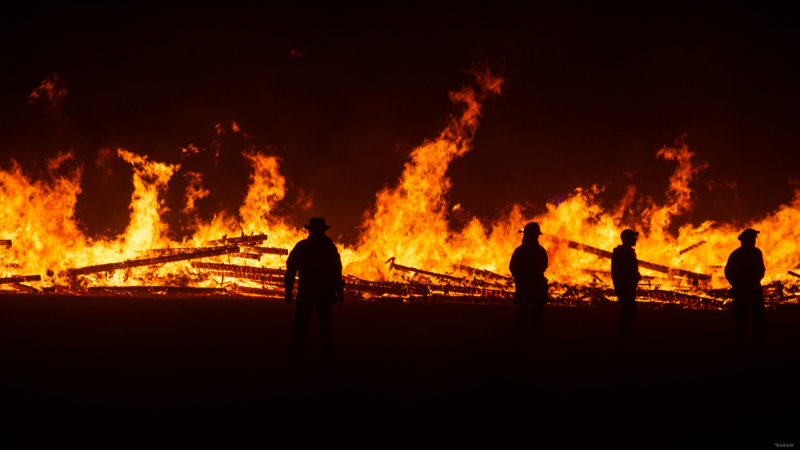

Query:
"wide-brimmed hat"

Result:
[[304, 217, 331, 231], [738, 228, 759, 241], [518, 222, 543, 235]]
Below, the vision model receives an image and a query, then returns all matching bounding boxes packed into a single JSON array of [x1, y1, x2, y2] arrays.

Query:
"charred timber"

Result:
[[144, 245, 261, 260], [143, 245, 231, 256], [0, 239, 11, 248], [64, 245, 240, 277], [679, 241, 707, 255], [233, 286, 285, 297], [454, 264, 513, 283], [548, 236, 711, 282], [386, 257, 464, 283], [0, 275, 42, 284], [234, 253, 261, 260], [582, 269, 672, 282], [209, 234, 269, 246], [344, 277, 426, 296], [87, 286, 228, 296], [8, 283, 38, 293], [242, 246, 289, 256], [422, 283, 513, 298], [789, 271, 800, 279], [191, 262, 284, 276], [191, 262, 285, 286]]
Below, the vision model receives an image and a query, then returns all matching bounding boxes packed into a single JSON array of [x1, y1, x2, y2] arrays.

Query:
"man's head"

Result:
[[519, 222, 543, 240], [304, 217, 331, 235], [621, 229, 639, 247], [738, 228, 759, 247]]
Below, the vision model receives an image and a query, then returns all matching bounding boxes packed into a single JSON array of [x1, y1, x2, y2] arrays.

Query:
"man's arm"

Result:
[[632, 250, 642, 282], [537, 246, 548, 274], [284, 245, 300, 305], [334, 247, 344, 307], [724, 251, 736, 287], [757, 249, 766, 282], [509, 248, 520, 279]]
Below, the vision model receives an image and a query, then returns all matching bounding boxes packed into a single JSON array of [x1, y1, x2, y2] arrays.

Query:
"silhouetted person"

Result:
[[510, 222, 549, 344], [611, 229, 642, 345], [724, 228, 766, 349], [285, 217, 345, 357]]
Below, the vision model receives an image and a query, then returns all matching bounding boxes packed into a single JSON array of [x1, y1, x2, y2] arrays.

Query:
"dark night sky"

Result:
[[1, 2, 798, 243]]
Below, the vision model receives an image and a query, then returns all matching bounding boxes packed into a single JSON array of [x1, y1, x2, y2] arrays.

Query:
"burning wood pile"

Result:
[[2, 68, 799, 310], [2, 231, 797, 311]]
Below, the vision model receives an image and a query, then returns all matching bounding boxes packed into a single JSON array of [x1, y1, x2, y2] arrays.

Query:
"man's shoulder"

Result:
[[290, 239, 311, 253], [612, 245, 636, 259]]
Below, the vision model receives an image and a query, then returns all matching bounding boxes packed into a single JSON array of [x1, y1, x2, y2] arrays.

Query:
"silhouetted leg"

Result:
[[750, 294, 766, 349], [733, 297, 748, 347], [317, 301, 333, 356], [617, 295, 637, 343], [514, 302, 530, 344], [530, 300, 545, 339], [291, 301, 314, 356]]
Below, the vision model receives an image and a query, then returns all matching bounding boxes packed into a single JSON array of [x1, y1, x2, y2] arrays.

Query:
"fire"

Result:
[[1, 66, 798, 305]]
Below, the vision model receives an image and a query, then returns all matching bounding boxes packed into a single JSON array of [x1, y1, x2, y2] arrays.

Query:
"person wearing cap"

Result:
[[611, 229, 643, 345], [509, 222, 549, 344], [724, 229, 766, 349], [285, 217, 345, 356]]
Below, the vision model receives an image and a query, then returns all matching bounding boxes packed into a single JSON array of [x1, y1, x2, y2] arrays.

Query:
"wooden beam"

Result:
[[547, 235, 711, 282], [679, 241, 707, 255], [0, 275, 41, 284], [64, 245, 240, 277], [386, 257, 464, 283]]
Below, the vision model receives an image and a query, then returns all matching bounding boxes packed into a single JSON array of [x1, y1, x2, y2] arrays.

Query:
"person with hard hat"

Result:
[[285, 217, 345, 357], [611, 229, 643, 346], [509, 222, 549, 344], [724, 228, 766, 349]]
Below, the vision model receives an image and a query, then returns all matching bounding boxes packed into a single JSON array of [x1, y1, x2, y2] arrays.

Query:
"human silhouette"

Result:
[[611, 229, 642, 345], [509, 222, 549, 344], [724, 228, 766, 349], [285, 217, 345, 356]]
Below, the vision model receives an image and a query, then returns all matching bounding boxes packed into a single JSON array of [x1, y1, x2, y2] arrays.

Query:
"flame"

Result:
[[1, 64, 798, 300], [28, 73, 68, 114], [344, 64, 504, 279], [182, 171, 210, 214]]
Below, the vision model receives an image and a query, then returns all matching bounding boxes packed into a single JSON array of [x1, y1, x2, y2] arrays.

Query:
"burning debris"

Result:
[[0, 67, 798, 309], [63, 245, 241, 277]]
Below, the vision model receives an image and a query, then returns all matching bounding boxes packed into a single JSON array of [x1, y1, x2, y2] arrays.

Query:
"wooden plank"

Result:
[[547, 235, 711, 282], [679, 241, 707, 255], [242, 246, 289, 256], [386, 257, 464, 283], [208, 234, 269, 245], [0, 275, 41, 284], [191, 262, 284, 276], [64, 245, 240, 276], [453, 264, 513, 282]]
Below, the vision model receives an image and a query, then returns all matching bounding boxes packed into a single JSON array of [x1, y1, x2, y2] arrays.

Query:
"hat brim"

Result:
[[304, 224, 331, 231], [518, 230, 543, 235]]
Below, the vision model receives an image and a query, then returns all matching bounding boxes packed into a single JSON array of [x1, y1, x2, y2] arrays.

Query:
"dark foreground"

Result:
[[0, 294, 797, 448]]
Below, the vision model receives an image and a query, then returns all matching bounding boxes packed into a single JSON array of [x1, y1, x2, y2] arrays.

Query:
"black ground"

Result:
[[0, 294, 797, 448]]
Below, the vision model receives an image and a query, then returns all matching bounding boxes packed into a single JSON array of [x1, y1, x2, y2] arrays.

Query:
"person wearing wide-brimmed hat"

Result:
[[285, 217, 345, 356], [611, 229, 643, 346], [509, 222, 549, 344], [724, 228, 766, 349]]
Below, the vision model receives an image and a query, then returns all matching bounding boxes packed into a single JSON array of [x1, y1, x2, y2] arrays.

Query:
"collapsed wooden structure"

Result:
[[1, 233, 798, 309]]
